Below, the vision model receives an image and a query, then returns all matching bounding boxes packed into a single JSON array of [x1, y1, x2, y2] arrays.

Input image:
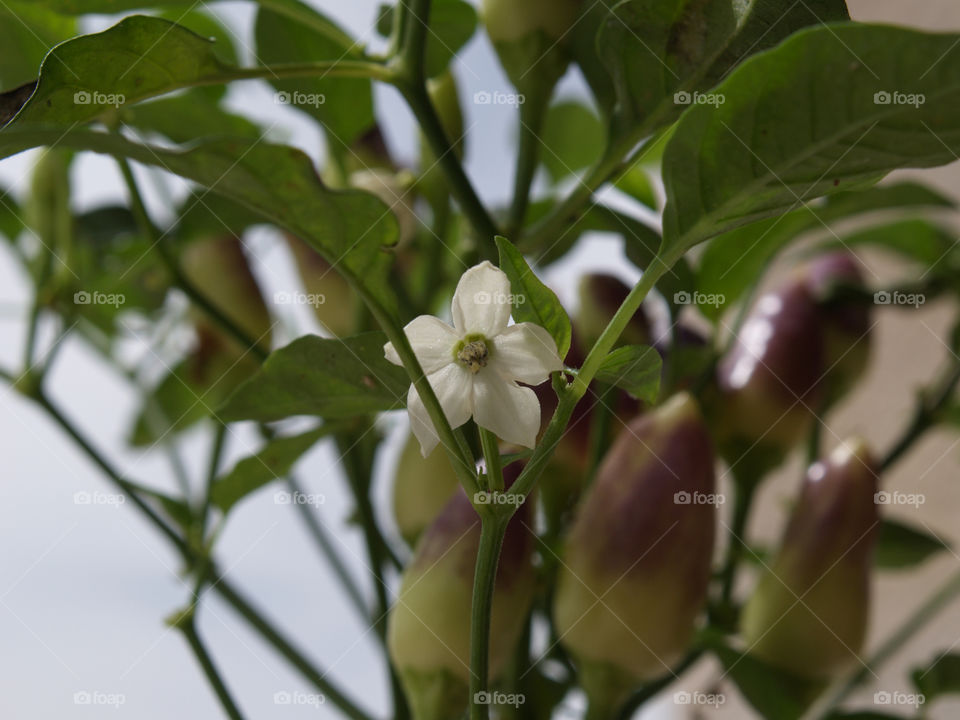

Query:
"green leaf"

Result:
[[0, 129, 399, 311], [824, 219, 958, 269], [539, 101, 605, 183], [211, 427, 335, 512], [219, 333, 409, 423], [876, 519, 951, 569], [696, 183, 955, 319], [0, 1, 75, 91], [598, 0, 848, 132], [120, 91, 263, 144], [594, 345, 662, 403], [712, 641, 823, 720], [912, 653, 960, 702], [254, 4, 374, 145], [0, 185, 21, 240], [825, 713, 909, 720], [6, 16, 230, 128], [662, 24, 960, 258], [421, 0, 478, 78], [495, 236, 572, 360]]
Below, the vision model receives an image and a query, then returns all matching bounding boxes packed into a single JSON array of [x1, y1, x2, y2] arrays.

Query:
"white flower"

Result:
[[385, 261, 563, 456]]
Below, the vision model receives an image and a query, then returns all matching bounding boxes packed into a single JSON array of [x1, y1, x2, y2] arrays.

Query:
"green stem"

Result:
[[25, 387, 373, 720], [803, 568, 960, 720], [181, 619, 245, 720], [212, 577, 374, 720], [399, 82, 499, 251], [469, 514, 511, 720], [615, 649, 704, 719], [882, 356, 960, 472], [114, 157, 269, 362], [284, 475, 370, 622], [507, 85, 552, 238], [717, 471, 761, 617], [480, 428, 504, 493], [509, 254, 675, 501]]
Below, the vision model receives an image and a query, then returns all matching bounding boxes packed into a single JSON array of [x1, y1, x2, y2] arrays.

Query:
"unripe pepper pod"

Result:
[[553, 393, 716, 708], [576, 273, 651, 349], [716, 275, 825, 455], [392, 431, 461, 546], [740, 438, 878, 679], [388, 464, 535, 720], [285, 234, 358, 337]]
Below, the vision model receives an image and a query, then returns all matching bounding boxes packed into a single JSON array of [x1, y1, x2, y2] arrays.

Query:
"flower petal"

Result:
[[472, 374, 540, 448], [490, 323, 563, 385], [384, 315, 459, 374], [407, 363, 474, 457], [451, 261, 513, 337]]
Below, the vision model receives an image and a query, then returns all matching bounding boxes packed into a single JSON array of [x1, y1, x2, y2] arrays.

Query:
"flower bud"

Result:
[[481, 0, 580, 94], [180, 234, 273, 351], [285, 234, 358, 337], [716, 254, 872, 458], [576, 274, 651, 349], [554, 393, 716, 705], [388, 466, 535, 720], [392, 431, 461, 546], [740, 439, 878, 678], [805, 252, 871, 407]]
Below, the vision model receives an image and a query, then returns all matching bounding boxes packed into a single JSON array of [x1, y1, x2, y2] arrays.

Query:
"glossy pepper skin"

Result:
[[388, 465, 535, 720], [553, 393, 716, 698], [716, 252, 870, 457], [741, 439, 878, 679]]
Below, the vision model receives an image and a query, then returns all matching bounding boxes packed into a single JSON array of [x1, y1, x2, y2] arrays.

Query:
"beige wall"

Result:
[[675, 2, 960, 718]]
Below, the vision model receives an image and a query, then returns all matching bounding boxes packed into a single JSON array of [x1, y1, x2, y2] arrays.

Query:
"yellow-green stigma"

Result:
[[456, 339, 489, 374]]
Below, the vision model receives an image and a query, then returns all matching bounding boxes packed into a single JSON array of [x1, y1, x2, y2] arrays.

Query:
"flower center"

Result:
[[456, 339, 489, 374]]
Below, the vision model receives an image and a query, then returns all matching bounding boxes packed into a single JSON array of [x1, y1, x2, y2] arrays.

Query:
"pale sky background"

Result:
[[1, 1, 959, 719]]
